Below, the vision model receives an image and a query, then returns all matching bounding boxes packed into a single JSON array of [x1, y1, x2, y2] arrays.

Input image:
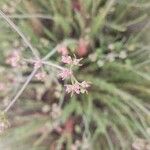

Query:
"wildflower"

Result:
[[77, 38, 89, 57], [80, 81, 90, 88], [72, 57, 83, 66], [65, 84, 74, 94], [0, 83, 5, 91], [65, 81, 90, 95], [6, 50, 21, 67], [58, 69, 72, 80], [65, 83, 80, 95], [62, 55, 82, 66], [33, 59, 43, 69], [72, 83, 80, 94], [80, 81, 90, 94], [61, 55, 72, 64], [35, 72, 46, 81], [57, 44, 68, 56]]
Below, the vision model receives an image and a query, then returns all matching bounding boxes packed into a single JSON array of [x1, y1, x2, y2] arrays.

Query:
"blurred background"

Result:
[[0, 0, 150, 150]]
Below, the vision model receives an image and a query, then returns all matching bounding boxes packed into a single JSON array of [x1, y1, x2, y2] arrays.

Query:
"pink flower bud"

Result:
[[6, 50, 21, 67], [65, 83, 80, 95], [35, 72, 46, 81], [34, 59, 43, 69], [57, 44, 68, 56], [61, 55, 72, 64], [58, 69, 72, 80], [0, 83, 5, 91]]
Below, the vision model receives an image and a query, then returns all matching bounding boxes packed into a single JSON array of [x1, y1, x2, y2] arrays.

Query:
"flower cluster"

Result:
[[35, 72, 46, 81], [65, 81, 90, 95], [61, 55, 82, 66], [33, 59, 43, 69], [58, 69, 72, 80], [33, 59, 47, 81], [6, 50, 21, 67], [58, 55, 90, 95]]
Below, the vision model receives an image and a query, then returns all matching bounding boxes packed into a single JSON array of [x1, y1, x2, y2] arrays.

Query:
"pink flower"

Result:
[[35, 72, 46, 81], [73, 83, 80, 94], [61, 55, 82, 66], [77, 38, 89, 57], [57, 44, 68, 55], [65, 81, 90, 95], [65, 84, 74, 93], [58, 69, 72, 80], [6, 50, 21, 67], [0, 83, 5, 91], [61, 55, 72, 64], [34, 59, 43, 69], [65, 83, 80, 95]]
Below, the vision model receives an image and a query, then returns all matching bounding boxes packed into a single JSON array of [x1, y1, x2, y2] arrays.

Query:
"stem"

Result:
[[0, 14, 53, 20], [3, 49, 58, 112], [23, 59, 65, 70], [43, 61, 64, 70], [4, 68, 38, 112], [0, 10, 40, 59]]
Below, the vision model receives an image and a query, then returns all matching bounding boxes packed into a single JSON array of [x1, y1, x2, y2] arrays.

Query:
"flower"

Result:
[[0, 83, 5, 91], [65, 81, 90, 95], [65, 83, 80, 95], [57, 44, 68, 55], [72, 83, 80, 94], [6, 50, 21, 67], [58, 69, 72, 80], [62, 55, 82, 66], [77, 38, 89, 57], [35, 72, 46, 81], [72, 58, 83, 66], [34, 59, 43, 69], [80, 81, 90, 88], [61, 55, 72, 64]]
